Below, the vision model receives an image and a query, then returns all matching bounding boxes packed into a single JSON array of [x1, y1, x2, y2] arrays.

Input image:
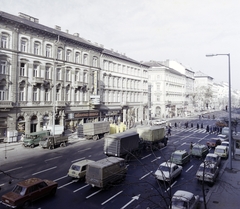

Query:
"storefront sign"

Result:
[[74, 111, 99, 118]]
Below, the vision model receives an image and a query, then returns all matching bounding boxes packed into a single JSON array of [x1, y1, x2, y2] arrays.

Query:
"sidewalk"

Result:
[[203, 157, 240, 209]]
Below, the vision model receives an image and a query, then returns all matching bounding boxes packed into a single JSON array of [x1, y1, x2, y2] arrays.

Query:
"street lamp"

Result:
[[206, 53, 232, 169]]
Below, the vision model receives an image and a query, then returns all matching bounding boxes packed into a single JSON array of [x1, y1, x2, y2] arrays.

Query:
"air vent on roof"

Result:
[[55, 25, 61, 31], [73, 33, 79, 37], [66, 29, 69, 33], [18, 12, 39, 23]]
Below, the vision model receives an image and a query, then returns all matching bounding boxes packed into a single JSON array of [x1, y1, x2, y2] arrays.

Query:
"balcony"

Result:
[[32, 77, 44, 85], [0, 101, 13, 109]]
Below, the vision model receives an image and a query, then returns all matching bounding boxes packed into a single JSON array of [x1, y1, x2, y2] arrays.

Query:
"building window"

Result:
[[83, 54, 88, 65], [0, 86, 7, 100], [93, 57, 98, 67], [34, 41, 41, 55], [56, 89, 60, 101], [33, 87, 38, 101], [66, 50, 71, 62], [57, 68, 61, 80], [83, 71, 87, 83], [33, 65, 38, 77], [66, 89, 70, 101], [46, 44, 52, 57], [57, 48, 62, 60], [45, 89, 50, 101], [21, 38, 28, 52], [19, 88, 24, 101], [75, 71, 80, 81], [66, 69, 70, 81], [20, 63, 26, 76], [75, 52, 80, 63], [45, 66, 50, 79], [0, 61, 7, 74], [1, 33, 9, 48]]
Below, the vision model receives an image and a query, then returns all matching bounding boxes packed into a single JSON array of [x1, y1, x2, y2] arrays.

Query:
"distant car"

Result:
[[0, 178, 58, 208], [214, 145, 229, 158], [154, 162, 182, 183], [196, 162, 219, 184], [170, 150, 190, 165], [204, 153, 221, 167], [153, 120, 166, 125], [68, 159, 95, 179], [215, 119, 227, 128], [171, 190, 199, 209], [221, 141, 229, 147], [206, 138, 221, 148], [191, 144, 209, 158]]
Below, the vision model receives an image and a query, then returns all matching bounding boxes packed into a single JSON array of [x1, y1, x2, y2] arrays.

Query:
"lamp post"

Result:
[[206, 53, 232, 169]]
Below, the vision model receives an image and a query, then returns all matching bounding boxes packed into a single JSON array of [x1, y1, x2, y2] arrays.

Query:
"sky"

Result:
[[2, 0, 240, 89]]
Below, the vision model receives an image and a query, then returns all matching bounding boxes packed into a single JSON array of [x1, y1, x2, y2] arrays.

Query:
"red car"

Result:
[[1, 178, 58, 208], [207, 138, 221, 148]]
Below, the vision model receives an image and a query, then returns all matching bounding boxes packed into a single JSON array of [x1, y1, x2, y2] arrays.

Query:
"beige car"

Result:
[[214, 145, 229, 158], [68, 159, 95, 179]]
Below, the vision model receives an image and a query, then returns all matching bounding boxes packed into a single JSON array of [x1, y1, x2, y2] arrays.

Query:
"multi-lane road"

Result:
[[0, 112, 234, 209]]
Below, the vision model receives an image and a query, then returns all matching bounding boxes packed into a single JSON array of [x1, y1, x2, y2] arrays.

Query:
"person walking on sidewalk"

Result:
[[167, 126, 171, 136]]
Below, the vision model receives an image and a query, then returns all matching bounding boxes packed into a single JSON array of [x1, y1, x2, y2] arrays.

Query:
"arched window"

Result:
[[66, 49, 72, 62], [0, 81, 8, 101], [57, 47, 63, 60], [20, 37, 28, 52], [34, 41, 41, 55], [93, 56, 98, 67], [75, 52, 80, 64], [83, 54, 88, 65], [1, 32, 10, 49], [19, 87, 25, 101], [46, 44, 52, 57]]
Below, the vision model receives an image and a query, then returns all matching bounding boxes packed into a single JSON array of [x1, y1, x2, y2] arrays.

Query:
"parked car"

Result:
[[154, 162, 182, 183], [153, 120, 166, 125], [221, 141, 229, 147], [191, 144, 209, 158], [204, 153, 221, 167], [171, 190, 199, 209], [214, 145, 229, 158], [0, 178, 58, 208], [196, 162, 219, 184], [206, 138, 221, 148], [170, 150, 190, 165], [68, 159, 95, 179]]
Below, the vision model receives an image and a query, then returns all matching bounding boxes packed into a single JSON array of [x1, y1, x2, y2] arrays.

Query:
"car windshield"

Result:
[[172, 154, 182, 160], [159, 165, 170, 172], [216, 149, 225, 153], [172, 199, 188, 208], [12, 185, 27, 196], [71, 165, 81, 171], [205, 156, 216, 162]]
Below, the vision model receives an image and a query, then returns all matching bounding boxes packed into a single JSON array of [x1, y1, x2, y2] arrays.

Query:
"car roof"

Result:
[[172, 150, 187, 155], [193, 144, 207, 148], [173, 190, 194, 201], [215, 145, 227, 149], [206, 153, 218, 158], [160, 162, 177, 167], [71, 159, 95, 166], [17, 178, 43, 187]]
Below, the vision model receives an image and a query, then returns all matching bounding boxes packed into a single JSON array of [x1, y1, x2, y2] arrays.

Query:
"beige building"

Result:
[[0, 11, 149, 142]]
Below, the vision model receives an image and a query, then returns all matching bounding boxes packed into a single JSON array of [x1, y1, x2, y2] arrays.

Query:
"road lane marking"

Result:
[[45, 156, 62, 162], [141, 154, 151, 160], [101, 190, 123, 205], [173, 141, 178, 144], [121, 194, 140, 209], [166, 181, 177, 192], [78, 148, 91, 152], [71, 157, 85, 163], [1, 167, 23, 174], [32, 166, 57, 176], [57, 180, 75, 189], [139, 171, 153, 180], [185, 165, 193, 172], [0, 183, 4, 187], [73, 184, 90, 193], [86, 189, 102, 199], [54, 175, 68, 181], [180, 142, 186, 146], [151, 157, 161, 162]]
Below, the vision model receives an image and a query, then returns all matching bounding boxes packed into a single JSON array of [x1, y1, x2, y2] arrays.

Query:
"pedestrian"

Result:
[[206, 125, 209, 133], [175, 122, 177, 128], [167, 126, 171, 136], [201, 123, 203, 129], [209, 126, 213, 134], [197, 123, 199, 129], [191, 123, 193, 128], [190, 142, 193, 154]]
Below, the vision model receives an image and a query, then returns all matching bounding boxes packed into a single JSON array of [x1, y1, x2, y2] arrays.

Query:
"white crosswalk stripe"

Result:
[[172, 127, 206, 133]]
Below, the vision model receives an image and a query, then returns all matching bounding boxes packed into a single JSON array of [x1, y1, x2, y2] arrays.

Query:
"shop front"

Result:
[[100, 107, 122, 124], [65, 110, 100, 131]]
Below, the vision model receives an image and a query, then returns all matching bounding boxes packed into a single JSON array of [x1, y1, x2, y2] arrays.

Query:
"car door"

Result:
[[27, 184, 41, 201]]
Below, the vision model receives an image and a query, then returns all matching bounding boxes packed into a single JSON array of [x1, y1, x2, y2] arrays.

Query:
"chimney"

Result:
[[73, 33, 79, 37], [66, 29, 69, 33], [55, 25, 61, 31]]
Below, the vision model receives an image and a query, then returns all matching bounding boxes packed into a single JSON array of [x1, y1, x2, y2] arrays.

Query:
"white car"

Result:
[[155, 162, 182, 182], [221, 141, 229, 147], [153, 120, 166, 125], [204, 153, 221, 167], [171, 190, 199, 209], [214, 145, 229, 158], [196, 162, 219, 184]]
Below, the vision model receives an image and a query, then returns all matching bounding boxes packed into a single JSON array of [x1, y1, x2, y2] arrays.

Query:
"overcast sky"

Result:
[[2, 0, 240, 89]]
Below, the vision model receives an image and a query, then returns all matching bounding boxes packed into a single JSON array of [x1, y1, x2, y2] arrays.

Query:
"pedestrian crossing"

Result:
[[171, 127, 207, 134]]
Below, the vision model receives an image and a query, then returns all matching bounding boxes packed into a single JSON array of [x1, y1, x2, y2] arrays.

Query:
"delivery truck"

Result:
[[85, 157, 127, 189], [83, 121, 110, 140], [39, 135, 68, 149]]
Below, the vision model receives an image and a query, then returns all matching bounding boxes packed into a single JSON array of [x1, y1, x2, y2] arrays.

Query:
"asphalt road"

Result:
[[0, 111, 235, 209]]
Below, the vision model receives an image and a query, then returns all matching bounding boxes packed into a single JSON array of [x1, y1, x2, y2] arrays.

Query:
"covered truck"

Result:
[[104, 131, 140, 159], [83, 121, 110, 140], [39, 135, 68, 149], [136, 126, 168, 150], [85, 157, 127, 189]]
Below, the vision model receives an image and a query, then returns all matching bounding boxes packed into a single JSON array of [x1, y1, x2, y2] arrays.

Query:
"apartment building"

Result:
[[0, 11, 149, 142]]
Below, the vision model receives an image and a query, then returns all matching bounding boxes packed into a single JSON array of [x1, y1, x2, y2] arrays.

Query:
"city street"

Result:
[[0, 111, 237, 209]]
